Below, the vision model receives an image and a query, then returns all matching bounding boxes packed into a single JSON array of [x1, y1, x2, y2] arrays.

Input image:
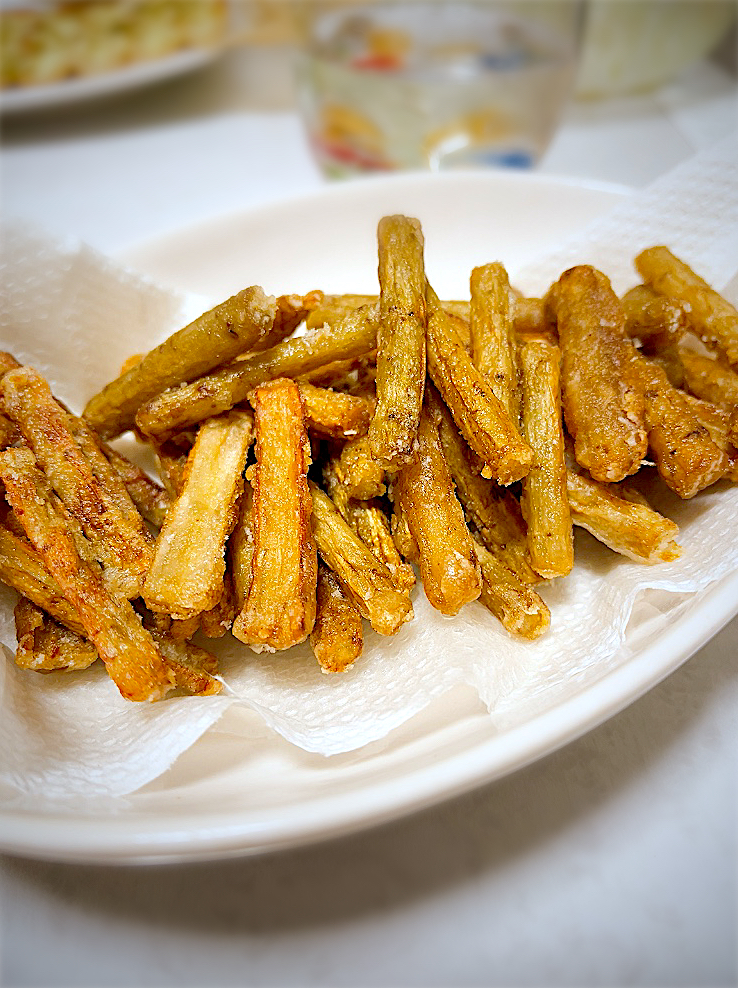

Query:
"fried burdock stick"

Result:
[[425, 282, 532, 485], [136, 303, 379, 442], [233, 379, 317, 651], [548, 265, 647, 482], [310, 564, 364, 673], [391, 398, 481, 617], [309, 482, 413, 637], [518, 340, 573, 580], [636, 246, 738, 371], [0, 445, 175, 701], [144, 408, 254, 621], [84, 286, 277, 439], [370, 214, 427, 470]]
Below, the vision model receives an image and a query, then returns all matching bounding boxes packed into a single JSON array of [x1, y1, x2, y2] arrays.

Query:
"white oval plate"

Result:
[[0, 47, 220, 116], [2, 170, 736, 864]]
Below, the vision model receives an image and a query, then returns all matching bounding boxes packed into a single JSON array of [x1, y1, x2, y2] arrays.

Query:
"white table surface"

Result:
[[1, 44, 737, 988]]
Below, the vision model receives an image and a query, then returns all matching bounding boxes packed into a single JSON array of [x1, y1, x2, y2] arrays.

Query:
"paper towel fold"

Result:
[[1, 135, 737, 799]]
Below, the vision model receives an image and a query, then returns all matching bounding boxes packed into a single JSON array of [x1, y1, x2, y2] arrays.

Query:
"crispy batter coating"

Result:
[[310, 564, 364, 673], [323, 458, 415, 594], [0, 446, 175, 701], [431, 385, 538, 585], [0, 519, 86, 635], [636, 246, 738, 371], [566, 469, 681, 562], [549, 265, 648, 482], [370, 214, 427, 469], [14, 596, 99, 673], [136, 303, 379, 441], [309, 482, 413, 636], [470, 262, 520, 424], [1, 366, 153, 598], [144, 409, 254, 620], [84, 286, 277, 439], [298, 382, 374, 440], [473, 542, 550, 640], [392, 401, 481, 617], [426, 282, 532, 485], [330, 435, 387, 501], [519, 340, 573, 580], [632, 353, 729, 498], [102, 444, 171, 529], [232, 380, 317, 650], [679, 347, 738, 410]]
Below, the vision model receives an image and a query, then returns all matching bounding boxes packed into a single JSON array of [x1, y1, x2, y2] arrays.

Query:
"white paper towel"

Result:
[[1, 135, 737, 798]]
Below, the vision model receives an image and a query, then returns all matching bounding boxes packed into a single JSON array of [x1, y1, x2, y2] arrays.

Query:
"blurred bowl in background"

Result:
[[576, 0, 736, 98]]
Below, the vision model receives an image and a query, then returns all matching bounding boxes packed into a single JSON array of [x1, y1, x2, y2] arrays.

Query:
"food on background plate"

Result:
[[0, 219, 736, 704]]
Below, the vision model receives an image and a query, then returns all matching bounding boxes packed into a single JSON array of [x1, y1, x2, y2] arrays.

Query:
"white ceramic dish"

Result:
[[1, 171, 736, 865], [0, 47, 219, 116]]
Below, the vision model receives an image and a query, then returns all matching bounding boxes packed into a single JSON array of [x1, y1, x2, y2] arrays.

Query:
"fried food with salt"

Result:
[[391, 399, 481, 617], [136, 303, 379, 441], [370, 214, 427, 469], [309, 482, 412, 636], [519, 340, 573, 580], [425, 282, 532, 485], [144, 408, 253, 621], [310, 564, 364, 673], [636, 246, 738, 371], [548, 265, 647, 482], [233, 379, 316, 650], [84, 286, 277, 439]]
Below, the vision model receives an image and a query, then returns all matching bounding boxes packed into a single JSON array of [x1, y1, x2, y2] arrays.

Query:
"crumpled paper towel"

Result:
[[1, 134, 737, 799]]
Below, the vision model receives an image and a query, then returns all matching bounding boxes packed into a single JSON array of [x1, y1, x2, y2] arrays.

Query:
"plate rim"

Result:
[[2, 570, 737, 865]]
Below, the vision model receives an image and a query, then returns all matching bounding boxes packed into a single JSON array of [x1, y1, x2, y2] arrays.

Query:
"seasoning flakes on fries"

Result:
[[1, 218, 735, 707]]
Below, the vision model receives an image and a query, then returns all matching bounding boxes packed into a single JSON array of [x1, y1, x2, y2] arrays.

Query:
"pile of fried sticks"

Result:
[[0, 216, 736, 704]]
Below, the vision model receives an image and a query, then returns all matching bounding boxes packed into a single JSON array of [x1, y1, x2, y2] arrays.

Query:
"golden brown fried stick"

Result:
[[548, 265, 647, 482], [518, 340, 573, 580], [14, 596, 98, 673], [310, 564, 364, 673], [473, 542, 550, 640], [330, 435, 386, 501], [513, 297, 557, 345], [309, 482, 413, 636], [253, 290, 324, 352], [298, 382, 374, 440], [621, 283, 689, 387], [101, 444, 171, 529], [469, 262, 520, 424], [431, 384, 538, 585], [426, 282, 532, 485], [1, 366, 152, 598], [232, 379, 316, 650], [323, 458, 415, 594], [144, 409, 254, 621], [83, 286, 277, 439], [136, 303, 379, 441], [681, 394, 738, 482], [566, 470, 681, 563], [198, 573, 236, 639], [0, 519, 86, 635], [370, 214, 427, 469], [0, 445, 175, 701], [679, 347, 738, 410], [631, 353, 729, 498], [228, 482, 254, 615], [392, 400, 481, 617], [636, 246, 738, 371]]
